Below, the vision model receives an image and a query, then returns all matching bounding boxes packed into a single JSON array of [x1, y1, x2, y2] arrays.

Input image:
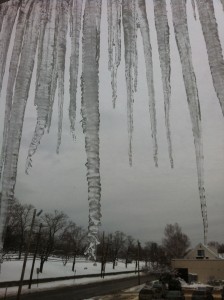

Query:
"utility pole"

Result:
[[101, 232, 105, 278], [17, 209, 36, 300], [28, 223, 42, 289], [137, 240, 141, 285]]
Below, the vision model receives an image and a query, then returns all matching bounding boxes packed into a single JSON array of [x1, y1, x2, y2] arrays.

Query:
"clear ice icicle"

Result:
[[0, 2, 9, 33], [122, 0, 138, 166], [56, 0, 69, 154], [196, 0, 224, 118], [107, 0, 122, 108], [0, 0, 34, 181], [153, 0, 173, 168], [47, 4, 59, 134], [171, 0, 208, 244], [82, 0, 102, 260], [0, 0, 41, 254], [137, 0, 158, 167], [26, 0, 57, 173], [191, 0, 197, 20], [34, 0, 50, 106], [69, 0, 83, 137], [220, 0, 224, 11], [0, 0, 20, 96]]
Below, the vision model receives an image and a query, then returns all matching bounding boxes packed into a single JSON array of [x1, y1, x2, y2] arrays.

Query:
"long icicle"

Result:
[[69, 0, 83, 138], [0, 0, 42, 256], [0, 0, 20, 96], [137, 0, 158, 167], [122, 0, 138, 166], [34, 0, 50, 104], [153, 0, 173, 168], [171, 0, 208, 245], [196, 0, 224, 118], [25, 0, 57, 173], [191, 0, 197, 20], [220, 0, 224, 11], [47, 4, 59, 133], [0, 2, 9, 33], [0, 0, 34, 181], [56, 0, 69, 154], [82, 0, 102, 260], [107, 0, 122, 108]]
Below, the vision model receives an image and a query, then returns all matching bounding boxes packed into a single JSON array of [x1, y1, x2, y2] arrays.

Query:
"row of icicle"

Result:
[[0, 0, 224, 258]]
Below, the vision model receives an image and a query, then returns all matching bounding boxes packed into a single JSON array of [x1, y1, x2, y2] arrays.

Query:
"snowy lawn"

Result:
[[0, 258, 144, 298], [0, 257, 140, 282], [0, 259, 139, 281]]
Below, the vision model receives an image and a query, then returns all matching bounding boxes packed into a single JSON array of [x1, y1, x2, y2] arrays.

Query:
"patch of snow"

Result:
[[0, 258, 140, 298]]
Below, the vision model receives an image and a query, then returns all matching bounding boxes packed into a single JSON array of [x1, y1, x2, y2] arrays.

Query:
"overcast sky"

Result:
[[0, 0, 224, 246]]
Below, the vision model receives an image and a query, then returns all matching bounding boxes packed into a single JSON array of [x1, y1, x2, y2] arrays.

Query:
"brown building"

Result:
[[172, 243, 224, 283]]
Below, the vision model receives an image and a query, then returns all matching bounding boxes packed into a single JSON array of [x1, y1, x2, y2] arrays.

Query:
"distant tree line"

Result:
[[4, 198, 222, 274]]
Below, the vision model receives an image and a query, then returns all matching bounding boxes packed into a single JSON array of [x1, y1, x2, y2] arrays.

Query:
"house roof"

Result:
[[185, 243, 220, 259]]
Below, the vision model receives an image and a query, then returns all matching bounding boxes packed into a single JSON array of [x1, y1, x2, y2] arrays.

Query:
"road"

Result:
[[6, 274, 156, 300]]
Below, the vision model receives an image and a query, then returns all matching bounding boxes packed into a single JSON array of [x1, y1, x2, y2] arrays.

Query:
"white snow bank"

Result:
[[0, 258, 142, 298]]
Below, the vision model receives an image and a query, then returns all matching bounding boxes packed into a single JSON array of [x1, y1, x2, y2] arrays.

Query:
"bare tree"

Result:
[[162, 223, 190, 264], [109, 231, 126, 269], [208, 241, 220, 251], [144, 242, 160, 270], [39, 210, 68, 272], [97, 232, 111, 277], [6, 199, 34, 259], [124, 235, 135, 268], [60, 221, 87, 270], [218, 243, 224, 254]]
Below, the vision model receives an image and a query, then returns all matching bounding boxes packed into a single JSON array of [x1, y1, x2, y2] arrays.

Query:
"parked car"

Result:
[[165, 290, 185, 300], [192, 290, 213, 300]]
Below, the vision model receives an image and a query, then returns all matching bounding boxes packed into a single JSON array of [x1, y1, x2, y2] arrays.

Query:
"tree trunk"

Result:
[[112, 258, 116, 269], [18, 240, 23, 260], [39, 256, 45, 273], [72, 251, 76, 272], [135, 258, 138, 273]]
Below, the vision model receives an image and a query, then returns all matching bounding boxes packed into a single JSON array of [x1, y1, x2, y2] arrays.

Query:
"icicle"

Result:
[[191, 0, 197, 20], [95, 0, 102, 33], [107, 0, 122, 108], [82, 0, 102, 260], [153, 0, 173, 168], [69, 0, 83, 138], [220, 0, 224, 11], [47, 3, 59, 133], [46, 42, 58, 133], [171, 0, 208, 244], [0, 0, 20, 96], [0, 0, 42, 255], [137, 0, 158, 167], [25, 0, 57, 173], [34, 0, 50, 105], [196, 0, 224, 118], [56, 0, 69, 154], [0, 0, 34, 181], [0, 2, 9, 33], [122, 0, 138, 166]]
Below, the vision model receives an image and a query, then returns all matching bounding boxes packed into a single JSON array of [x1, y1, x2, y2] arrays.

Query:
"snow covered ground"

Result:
[[1, 257, 219, 299], [0, 257, 139, 282], [0, 257, 143, 298]]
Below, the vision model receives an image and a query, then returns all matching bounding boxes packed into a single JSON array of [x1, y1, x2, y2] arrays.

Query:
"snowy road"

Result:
[[4, 274, 155, 300]]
